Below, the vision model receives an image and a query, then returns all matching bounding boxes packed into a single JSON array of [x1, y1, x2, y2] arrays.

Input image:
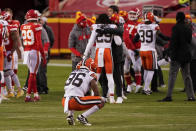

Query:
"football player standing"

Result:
[[21, 9, 46, 102]]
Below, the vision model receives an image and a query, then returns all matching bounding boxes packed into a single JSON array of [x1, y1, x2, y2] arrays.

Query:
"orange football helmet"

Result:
[[76, 58, 97, 72], [185, 14, 192, 22], [144, 12, 155, 22], [110, 13, 119, 24]]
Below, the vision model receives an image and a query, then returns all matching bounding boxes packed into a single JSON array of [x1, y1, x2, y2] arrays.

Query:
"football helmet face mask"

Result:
[[128, 8, 140, 21], [76, 58, 97, 72], [144, 12, 155, 22], [25, 9, 39, 21]]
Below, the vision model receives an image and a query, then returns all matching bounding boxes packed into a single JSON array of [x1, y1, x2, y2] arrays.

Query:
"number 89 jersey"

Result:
[[137, 23, 159, 51], [20, 22, 42, 51], [64, 68, 97, 97]]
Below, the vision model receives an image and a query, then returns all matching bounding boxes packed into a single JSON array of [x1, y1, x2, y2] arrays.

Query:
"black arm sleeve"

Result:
[[133, 33, 140, 43]]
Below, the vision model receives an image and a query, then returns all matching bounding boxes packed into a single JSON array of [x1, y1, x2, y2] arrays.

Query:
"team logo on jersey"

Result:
[[96, 0, 154, 8]]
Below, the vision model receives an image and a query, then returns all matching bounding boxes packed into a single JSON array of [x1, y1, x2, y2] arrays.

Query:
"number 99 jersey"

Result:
[[137, 23, 159, 51], [20, 22, 42, 51], [64, 68, 97, 97]]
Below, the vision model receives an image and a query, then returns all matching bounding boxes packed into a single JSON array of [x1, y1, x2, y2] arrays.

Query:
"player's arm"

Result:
[[90, 79, 100, 96], [10, 29, 22, 57], [68, 30, 82, 57], [83, 30, 96, 58]]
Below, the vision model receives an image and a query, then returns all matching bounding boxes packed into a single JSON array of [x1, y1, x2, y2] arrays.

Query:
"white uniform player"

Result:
[[136, 12, 159, 95], [84, 20, 122, 103], [62, 58, 105, 126]]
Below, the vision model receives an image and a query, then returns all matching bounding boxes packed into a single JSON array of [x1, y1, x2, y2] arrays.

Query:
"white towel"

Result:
[[64, 96, 70, 114], [98, 48, 104, 67]]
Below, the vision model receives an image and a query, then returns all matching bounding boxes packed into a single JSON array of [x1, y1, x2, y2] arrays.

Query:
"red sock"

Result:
[[135, 72, 141, 85], [27, 73, 37, 94], [124, 74, 132, 85]]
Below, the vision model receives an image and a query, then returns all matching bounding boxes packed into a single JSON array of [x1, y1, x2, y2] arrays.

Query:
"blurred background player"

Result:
[[123, 8, 142, 93], [83, 13, 122, 103], [1, 11, 24, 98], [21, 9, 46, 102], [134, 12, 170, 95], [62, 58, 105, 126], [0, 10, 9, 103], [68, 11, 91, 71]]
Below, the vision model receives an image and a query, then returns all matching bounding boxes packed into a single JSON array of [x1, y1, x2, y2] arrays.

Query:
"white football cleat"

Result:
[[126, 85, 133, 93], [109, 96, 115, 104], [116, 97, 123, 104], [135, 85, 142, 93]]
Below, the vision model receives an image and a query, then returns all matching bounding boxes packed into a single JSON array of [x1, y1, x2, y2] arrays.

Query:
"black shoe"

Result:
[[158, 97, 172, 102], [76, 115, 91, 126], [142, 90, 152, 95], [66, 115, 75, 125], [186, 98, 196, 101]]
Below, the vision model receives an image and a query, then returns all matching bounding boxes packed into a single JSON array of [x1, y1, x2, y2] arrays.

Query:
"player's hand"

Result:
[[42, 58, 47, 67], [7, 53, 12, 62], [134, 50, 139, 57]]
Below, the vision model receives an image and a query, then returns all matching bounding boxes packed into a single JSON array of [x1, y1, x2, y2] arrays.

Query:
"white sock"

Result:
[[106, 74, 114, 95], [0, 71, 4, 84], [67, 110, 74, 116], [11, 74, 21, 88], [82, 105, 99, 118], [144, 70, 154, 91]]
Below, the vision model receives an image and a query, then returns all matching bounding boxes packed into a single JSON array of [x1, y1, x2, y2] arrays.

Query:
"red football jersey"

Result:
[[123, 20, 141, 50], [9, 20, 20, 29], [4, 24, 18, 51], [20, 22, 42, 51]]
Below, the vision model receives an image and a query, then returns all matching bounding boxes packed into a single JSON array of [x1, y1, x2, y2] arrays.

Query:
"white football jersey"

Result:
[[84, 24, 117, 56], [137, 23, 159, 51], [64, 68, 97, 97]]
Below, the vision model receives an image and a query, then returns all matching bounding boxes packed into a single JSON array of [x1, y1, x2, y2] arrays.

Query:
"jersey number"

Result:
[[65, 73, 86, 87], [96, 33, 112, 43], [139, 30, 153, 43], [22, 30, 35, 46]]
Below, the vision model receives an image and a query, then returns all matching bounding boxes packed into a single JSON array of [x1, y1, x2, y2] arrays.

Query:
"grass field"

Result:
[[1, 60, 196, 131]]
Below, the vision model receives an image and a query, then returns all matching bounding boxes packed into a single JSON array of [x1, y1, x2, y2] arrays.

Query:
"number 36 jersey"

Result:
[[137, 23, 159, 51], [20, 22, 42, 51], [64, 68, 97, 97]]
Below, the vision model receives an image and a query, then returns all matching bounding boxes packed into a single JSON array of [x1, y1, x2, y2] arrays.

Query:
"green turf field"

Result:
[[1, 60, 196, 131]]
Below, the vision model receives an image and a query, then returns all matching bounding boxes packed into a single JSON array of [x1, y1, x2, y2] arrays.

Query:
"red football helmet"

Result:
[[76, 58, 97, 72], [1, 11, 11, 21], [128, 8, 140, 21], [144, 12, 155, 22], [25, 9, 39, 21]]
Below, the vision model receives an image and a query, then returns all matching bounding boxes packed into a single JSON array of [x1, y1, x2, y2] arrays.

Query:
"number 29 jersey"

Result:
[[137, 23, 159, 51], [20, 22, 42, 51], [64, 68, 97, 97]]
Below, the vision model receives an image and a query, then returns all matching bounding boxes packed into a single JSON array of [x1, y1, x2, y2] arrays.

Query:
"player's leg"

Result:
[[134, 57, 142, 93], [25, 50, 40, 102], [124, 56, 133, 93], [104, 49, 115, 103]]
